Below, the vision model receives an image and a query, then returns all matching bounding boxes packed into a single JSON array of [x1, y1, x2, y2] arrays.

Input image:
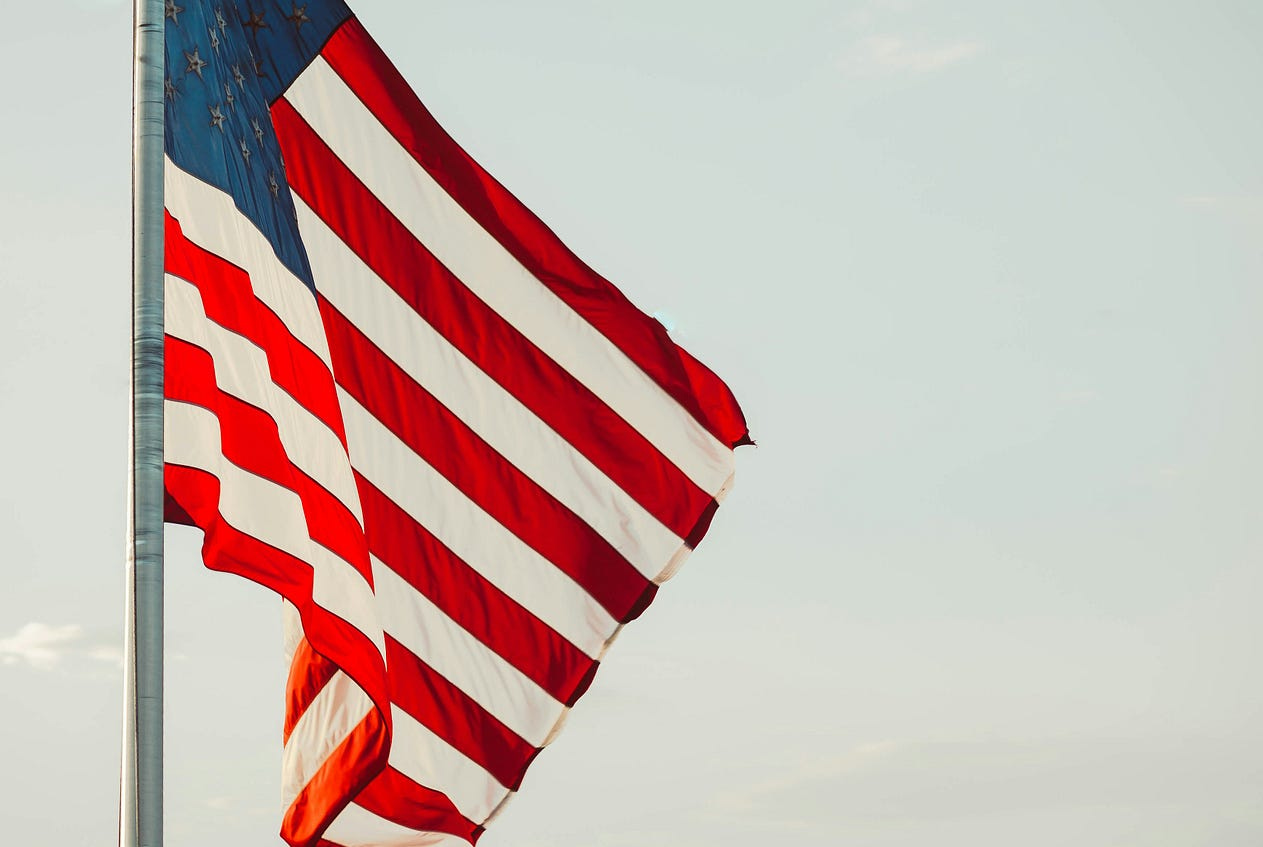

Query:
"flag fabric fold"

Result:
[[160, 3, 748, 845]]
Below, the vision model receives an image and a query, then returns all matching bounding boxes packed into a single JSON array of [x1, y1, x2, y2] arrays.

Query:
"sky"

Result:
[[2, 1, 1262, 845]]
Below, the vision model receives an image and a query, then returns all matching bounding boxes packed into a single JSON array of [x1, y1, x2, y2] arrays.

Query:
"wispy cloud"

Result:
[[0, 622, 123, 671], [88, 644, 125, 665], [0, 622, 85, 669], [842, 35, 983, 77]]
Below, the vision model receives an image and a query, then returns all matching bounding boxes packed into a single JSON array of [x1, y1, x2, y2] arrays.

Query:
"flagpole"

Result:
[[123, 1, 165, 846]]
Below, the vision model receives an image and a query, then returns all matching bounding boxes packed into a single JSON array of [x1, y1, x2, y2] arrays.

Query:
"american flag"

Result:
[[160, 2, 749, 845]]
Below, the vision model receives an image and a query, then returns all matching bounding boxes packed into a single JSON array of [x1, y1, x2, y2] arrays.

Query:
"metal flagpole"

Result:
[[123, 1, 165, 846]]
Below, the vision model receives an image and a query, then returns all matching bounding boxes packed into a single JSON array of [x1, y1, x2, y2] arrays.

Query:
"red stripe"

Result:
[[319, 297, 654, 622], [676, 343, 753, 450], [163, 464, 389, 717], [355, 766, 482, 843], [164, 213, 347, 447], [163, 464, 392, 847], [282, 708, 391, 847], [385, 635, 538, 792], [357, 475, 597, 705], [163, 337, 371, 586], [320, 18, 748, 449], [285, 637, 339, 744], [270, 96, 715, 540]]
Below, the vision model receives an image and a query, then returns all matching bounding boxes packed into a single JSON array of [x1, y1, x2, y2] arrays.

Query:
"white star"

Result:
[[268, 172, 281, 198], [164, 1, 184, 25], [208, 27, 220, 54], [223, 83, 236, 110], [239, 138, 252, 167], [214, 8, 228, 33], [285, 4, 311, 30], [164, 78, 178, 100], [243, 10, 268, 34], [184, 46, 207, 79], [251, 117, 265, 145], [231, 64, 246, 90], [208, 104, 226, 133]]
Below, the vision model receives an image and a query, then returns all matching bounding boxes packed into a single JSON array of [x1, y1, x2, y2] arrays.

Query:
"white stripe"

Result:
[[389, 705, 510, 824], [282, 599, 305, 669], [165, 400, 383, 653], [375, 560, 561, 747], [164, 158, 333, 365], [284, 58, 734, 495], [281, 670, 373, 810], [294, 198, 682, 581], [164, 273, 362, 520], [324, 804, 471, 847], [339, 390, 618, 659]]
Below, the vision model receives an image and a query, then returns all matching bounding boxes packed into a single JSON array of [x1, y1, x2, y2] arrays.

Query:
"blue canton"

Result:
[[164, 1, 351, 290]]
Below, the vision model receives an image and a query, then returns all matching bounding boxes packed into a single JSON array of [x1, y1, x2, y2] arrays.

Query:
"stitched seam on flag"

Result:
[[284, 670, 374, 805], [283, 705, 390, 847], [279, 62, 734, 493], [163, 277, 358, 514], [285, 637, 339, 744], [371, 558, 561, 748], [265, 9, 356, 110], [315, 295, 661, 606], [162, 466, 385, 677], [317, 22, 740, 450], [382, 635, 537, 790], [271, 101, 714, 542], [161, 363, 370, 588], [162, 463, 393, 847], [335, 388, 623, 655], [165, 160, 334, 363], [164, 214, 350, 448], [356, 473, 598, 702], [164, 401, 383, 652], [387, 705, 511, 823], [164, 283, 363, 525], [162, 456, 370, 626], [163, 219, 336, 397], [338, 789, 478, 845], [284, 182, 679, 593]]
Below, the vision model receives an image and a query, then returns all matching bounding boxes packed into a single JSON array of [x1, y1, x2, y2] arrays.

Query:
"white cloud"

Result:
[[843, 35, 983, 77], [0, 622, 84, 670], [0, 622, 124, 672], [87, 644, 125, 665]]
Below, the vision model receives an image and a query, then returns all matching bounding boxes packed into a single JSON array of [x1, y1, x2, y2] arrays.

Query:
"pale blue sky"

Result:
[[2, 2, 1261, 845]]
